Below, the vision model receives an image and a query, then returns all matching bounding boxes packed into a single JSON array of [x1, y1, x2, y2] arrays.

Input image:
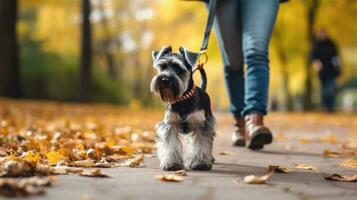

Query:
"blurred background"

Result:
[[0, 0, 356, 113]]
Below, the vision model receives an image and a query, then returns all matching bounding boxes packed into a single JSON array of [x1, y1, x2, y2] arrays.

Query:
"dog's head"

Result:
[[150, 46, 199, 104]]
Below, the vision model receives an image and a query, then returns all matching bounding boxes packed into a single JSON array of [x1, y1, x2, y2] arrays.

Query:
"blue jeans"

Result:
[[214, 0, 279, 117], [321, 79, 337, 112]]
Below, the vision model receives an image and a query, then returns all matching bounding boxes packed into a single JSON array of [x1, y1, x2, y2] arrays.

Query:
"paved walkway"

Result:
[[31, 113, 357, 200]]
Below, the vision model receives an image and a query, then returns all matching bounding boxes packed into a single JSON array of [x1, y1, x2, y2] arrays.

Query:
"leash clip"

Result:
[[198, 50, 208, 65], [193, 50, 208, 73]]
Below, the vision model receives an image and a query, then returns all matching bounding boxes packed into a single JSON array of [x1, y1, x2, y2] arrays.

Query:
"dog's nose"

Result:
[[161, 77, 170, 86]]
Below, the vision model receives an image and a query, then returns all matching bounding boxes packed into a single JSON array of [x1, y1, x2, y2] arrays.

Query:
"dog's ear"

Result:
[[152, 45, 172, 64], [152, 51, 160, 61], [179, 46, 199, 68]]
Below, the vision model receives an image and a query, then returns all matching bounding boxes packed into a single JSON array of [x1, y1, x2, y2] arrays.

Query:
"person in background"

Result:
[[311, 29, 341, 113]]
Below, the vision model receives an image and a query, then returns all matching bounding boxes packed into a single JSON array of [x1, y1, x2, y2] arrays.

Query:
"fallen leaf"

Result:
[[295, 164, 318, 171], [35, 163, 52, 176], [94, 158, 111, 168], [0, 158, 51, 177], [52, 166, 83, 175], [21, 151, 40, 163], [156, 174, 184, 182], [268, 165, 293, 173], [325, 173, 357, 182], [340, 158, 357, 168], [243, 172, 274, 184], [319, 134, 338, 144], [120, 155, 144, 167], [174, 170, 187, 176], [0, 176, 55, 197], [323, 149, 356, 158], [79, 169, 110, 178], [323, 149, 342, 158], [113, 145, 135, 155], [298, 137, 311, 144], [341, 141, 357, 150], [46, 151, 64, 166], [218, 151, 235, 156], [67, 160, 95, 168]]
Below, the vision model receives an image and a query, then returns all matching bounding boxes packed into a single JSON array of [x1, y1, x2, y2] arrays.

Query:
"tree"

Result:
[[79, 0, 92, 101], [98, 1, 117, 80], [0, 0, 22, 98], [303, 0, 320, 110]]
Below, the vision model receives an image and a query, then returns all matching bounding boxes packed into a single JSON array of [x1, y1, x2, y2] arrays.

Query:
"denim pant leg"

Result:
[[214, 0, 245, 117], [321, 79, 336, 112], [241, 0, 279, 116]]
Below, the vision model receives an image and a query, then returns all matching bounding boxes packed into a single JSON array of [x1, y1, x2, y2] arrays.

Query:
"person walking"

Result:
[[311, 29, 341, 113], [212, 0, 286, 149]]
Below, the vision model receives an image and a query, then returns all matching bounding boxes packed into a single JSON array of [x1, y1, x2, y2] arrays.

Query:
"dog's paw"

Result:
[[161, 163, 184, 171], [186, 160, 212, 171], [191, 163, 212, 171]]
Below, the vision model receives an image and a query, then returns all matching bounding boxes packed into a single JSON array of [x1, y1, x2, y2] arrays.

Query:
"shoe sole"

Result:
[[233, 139, 246, 147], [248, 131, 273, 150]]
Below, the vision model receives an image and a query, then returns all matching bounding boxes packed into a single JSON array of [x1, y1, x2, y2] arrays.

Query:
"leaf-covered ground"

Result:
[[0, 99, 356, 198], [0, 99, 162, 197]]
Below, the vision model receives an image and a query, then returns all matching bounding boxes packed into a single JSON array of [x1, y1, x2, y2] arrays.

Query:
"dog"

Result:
[[150, 46, 215, 171]]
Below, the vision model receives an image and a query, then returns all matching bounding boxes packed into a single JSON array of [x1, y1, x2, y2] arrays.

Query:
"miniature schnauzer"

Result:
[[150, 46, 215, 171]]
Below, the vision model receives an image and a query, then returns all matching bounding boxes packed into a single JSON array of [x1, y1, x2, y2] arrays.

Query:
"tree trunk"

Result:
[[98, 2, 117, 80], [279, 50, 293, 111], [0, 0, 22, 98], [79, 0, 92, 101], [303, 0, 319, 110]]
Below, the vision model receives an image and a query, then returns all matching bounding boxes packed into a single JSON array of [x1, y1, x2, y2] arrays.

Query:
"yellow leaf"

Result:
[[156, 174, 184, 182], [79, 169, 110, 178], [57, 148, 67, 156], [319, 134, 338, 144], [125, 155, 144, 167], [243, 172, 274, 184], [106, 139, 116, 148], [341, 142, 357, 150], [46, 151, 64, 166], [323, 149, 356, 158], [22, 151, 40, 163], [112, 145, 135, 155], [7, 155, 19, 161], [340, 158, 357, 168], [295, 164, 318, 171], [67, 159, 95, 168]]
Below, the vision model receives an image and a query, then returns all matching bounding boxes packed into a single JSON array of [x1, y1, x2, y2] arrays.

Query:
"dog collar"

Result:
[[177, 85, 196, 103]]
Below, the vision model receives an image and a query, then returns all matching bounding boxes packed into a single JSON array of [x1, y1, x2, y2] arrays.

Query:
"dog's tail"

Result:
[[198, 67, 207, 91]]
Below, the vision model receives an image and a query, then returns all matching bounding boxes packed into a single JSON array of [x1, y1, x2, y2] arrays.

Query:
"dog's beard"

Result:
[[159, 88, 177, 103]]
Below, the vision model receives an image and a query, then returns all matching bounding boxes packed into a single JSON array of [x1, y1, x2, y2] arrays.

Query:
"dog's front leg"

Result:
[[185, 119, 215, 171], [155, 121, 184, 171]]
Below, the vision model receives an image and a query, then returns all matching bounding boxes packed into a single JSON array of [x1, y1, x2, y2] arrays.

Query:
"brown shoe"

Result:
[[232, 117, 245, 147], [245, 113, 273, 150]]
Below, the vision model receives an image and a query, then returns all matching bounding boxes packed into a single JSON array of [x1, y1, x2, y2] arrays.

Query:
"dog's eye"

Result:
[[159, 65, 167, 71], [172, 63, 184, 74], [174, 67, 184, 74]]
